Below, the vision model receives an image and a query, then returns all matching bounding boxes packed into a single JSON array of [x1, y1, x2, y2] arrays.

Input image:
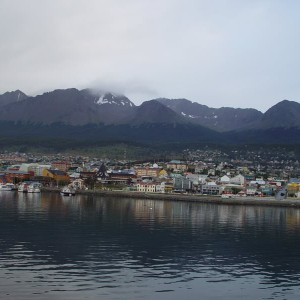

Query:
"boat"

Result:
[[27, 183, 41, 193], [18, 182, 29, 193], [0, 183, 16, 191], [60, 186, 76, 196]]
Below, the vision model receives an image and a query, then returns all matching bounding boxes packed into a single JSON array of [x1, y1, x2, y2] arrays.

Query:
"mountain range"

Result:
[[0, 88, 300, 146]]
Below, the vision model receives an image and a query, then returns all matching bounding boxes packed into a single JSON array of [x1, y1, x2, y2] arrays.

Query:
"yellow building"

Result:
[[287, 182, 300, 197], [159, 169, 168, 177], [135, 167, 162, 177], [42, 169, 70, 183], [136, 182, 162, 193], [166, 160, 188, 172]]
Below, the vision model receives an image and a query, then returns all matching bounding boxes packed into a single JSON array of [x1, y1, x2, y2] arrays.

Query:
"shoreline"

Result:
[[42, 188, 300, 208]]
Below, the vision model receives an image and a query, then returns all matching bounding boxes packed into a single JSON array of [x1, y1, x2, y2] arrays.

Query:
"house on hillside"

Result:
[[166, 160, 188, 172], [230, 174, 245, 186], [51, 161, 71, 172], [135, 165, 163, 178], [220, 175, 231, 184]]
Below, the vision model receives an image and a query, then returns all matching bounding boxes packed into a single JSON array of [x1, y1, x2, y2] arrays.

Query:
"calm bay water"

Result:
[[1, 192, 300, 299]]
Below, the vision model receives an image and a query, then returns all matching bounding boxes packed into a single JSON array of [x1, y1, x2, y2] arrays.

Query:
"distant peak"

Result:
[[0, 90, 28, 105], [1, 89, 27, 96], [268, 99, 300, 109], [93, 92, 135, 107], [277, 99, 298, 104]]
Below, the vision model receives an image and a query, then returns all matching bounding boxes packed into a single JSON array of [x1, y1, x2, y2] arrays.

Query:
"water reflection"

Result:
[[1, 192, 300, 299]]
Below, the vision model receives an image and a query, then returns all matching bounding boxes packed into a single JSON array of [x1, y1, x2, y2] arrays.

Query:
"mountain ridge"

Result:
[[1, 88, 300, 146], [2, 88, 298, 129], [155, 98, 264, 131]]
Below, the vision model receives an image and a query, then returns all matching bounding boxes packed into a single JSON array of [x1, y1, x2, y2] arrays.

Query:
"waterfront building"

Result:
[[101, 169, 136, 186], [201, 182, 220, 195], [246, 186, 257, 196], [173, 177, 192, 192], [261, 185, 275, 196], [287, 181, 300, 197], [5, 170, 33, 182], [136, 182, 160, 193], [42, 169, 70, 183], [70, 178, 86, 190]]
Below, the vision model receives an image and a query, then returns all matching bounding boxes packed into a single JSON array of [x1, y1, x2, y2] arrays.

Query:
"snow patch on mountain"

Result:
[[93, 93, 135, 108], [96, 95, 108, 105]]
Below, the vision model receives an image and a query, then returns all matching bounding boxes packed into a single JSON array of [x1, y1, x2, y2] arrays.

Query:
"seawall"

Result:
[[42, 188, 300, 208]]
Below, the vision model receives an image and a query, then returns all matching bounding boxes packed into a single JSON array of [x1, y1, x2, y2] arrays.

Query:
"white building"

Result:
[[136, 183, 159, 193], [19, 163, 51, 176], [250, 179, 266, 186], [201, 182, 220, 195], [198, 174, 208, 184], [220, 175, 231, 184], [246, 187, 257, 196], [230, 174, 245, 185]]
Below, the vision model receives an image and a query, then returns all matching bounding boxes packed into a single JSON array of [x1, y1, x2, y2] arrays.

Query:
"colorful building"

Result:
[[42, 169, 70, 183]]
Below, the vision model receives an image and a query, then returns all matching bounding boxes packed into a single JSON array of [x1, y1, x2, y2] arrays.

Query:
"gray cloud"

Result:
[[1, 0, 300, 111]]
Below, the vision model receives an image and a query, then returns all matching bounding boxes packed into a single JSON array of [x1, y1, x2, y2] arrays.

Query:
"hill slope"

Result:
[[156, 98, 263, 132], [256, 100, 300, 129]]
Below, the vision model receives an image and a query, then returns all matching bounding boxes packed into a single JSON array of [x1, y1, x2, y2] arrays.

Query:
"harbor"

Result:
[[1, 191, 300, 300], [41, 187, 300, 208]]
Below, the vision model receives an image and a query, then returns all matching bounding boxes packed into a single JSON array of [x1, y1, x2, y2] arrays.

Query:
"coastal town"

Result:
[[0, 147, 300, 198]]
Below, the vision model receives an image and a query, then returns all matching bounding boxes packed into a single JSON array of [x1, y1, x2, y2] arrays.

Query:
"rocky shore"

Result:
[[42, 187, 300, 208]]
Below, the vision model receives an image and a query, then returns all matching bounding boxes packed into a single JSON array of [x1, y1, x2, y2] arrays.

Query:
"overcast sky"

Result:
[[1, 0, 300, 111]]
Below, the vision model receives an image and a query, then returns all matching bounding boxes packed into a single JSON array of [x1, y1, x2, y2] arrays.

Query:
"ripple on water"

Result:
[[1, 195, 300, 299]]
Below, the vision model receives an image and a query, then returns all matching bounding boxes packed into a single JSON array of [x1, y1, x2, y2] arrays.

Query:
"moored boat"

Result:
[[27, 183, 41, 193], [0, 183, 16, 191], [18, 182, 29, 193], [60, 186, 76, 196]]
